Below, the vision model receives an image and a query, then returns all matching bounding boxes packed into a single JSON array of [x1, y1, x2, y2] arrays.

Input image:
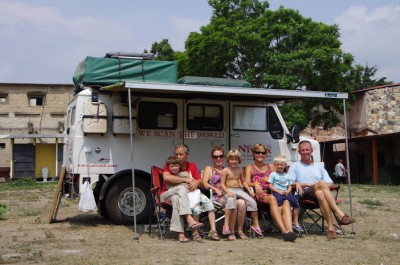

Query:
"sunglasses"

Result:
[[254, 151, 266, 155], [212, 155, 224, 159]]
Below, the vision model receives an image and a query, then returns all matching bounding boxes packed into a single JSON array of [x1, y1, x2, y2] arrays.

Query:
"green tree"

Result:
[[180, 0, 390, 130], [356, 64, 392, 88], [150, 39, 176, 61]]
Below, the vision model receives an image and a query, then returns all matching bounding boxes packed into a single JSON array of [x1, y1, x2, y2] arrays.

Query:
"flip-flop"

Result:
[[251, 226, 263, 237], [186, 222, 204, 231], [222, 225, 230, 235]]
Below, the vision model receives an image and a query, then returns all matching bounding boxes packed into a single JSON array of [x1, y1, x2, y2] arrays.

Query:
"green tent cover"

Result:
[[73, 56, 178, 94], [178, 76, 252, 88]]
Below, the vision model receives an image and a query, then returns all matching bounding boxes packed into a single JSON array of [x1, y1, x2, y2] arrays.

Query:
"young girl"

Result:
[[268, 155, 302, 232], [221, 149, 263, 240]]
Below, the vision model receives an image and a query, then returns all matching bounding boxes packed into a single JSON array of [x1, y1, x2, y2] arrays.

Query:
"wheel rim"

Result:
[[117, 187, 146, 217]]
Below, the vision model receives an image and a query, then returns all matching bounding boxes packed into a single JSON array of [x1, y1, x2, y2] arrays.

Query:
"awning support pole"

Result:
[[343, 98, 355, 234], [128, 87, 139, 240]]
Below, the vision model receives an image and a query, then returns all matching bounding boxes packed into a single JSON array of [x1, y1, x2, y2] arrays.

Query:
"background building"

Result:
[[307, 83, 400, 184], [0, 83, 73, 180]]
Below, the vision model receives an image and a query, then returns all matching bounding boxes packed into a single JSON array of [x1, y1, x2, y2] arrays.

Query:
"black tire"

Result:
[[104, 176, 150, 225]]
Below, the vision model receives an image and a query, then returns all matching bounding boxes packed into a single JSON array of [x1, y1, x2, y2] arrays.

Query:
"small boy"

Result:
[[268, 155, 302, 232], [165, 156, 221, 241]]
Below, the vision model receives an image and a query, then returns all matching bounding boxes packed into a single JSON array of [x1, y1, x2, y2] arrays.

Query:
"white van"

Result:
[[64, 78, 347, 225]]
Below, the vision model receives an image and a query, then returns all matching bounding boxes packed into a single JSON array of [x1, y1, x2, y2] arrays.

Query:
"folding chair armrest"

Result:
[[150, 186, 160, 194], [330, 184, 340, 199]]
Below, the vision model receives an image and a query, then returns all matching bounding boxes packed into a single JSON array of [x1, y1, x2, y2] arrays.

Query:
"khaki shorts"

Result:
[[301, 186, 316, 201]]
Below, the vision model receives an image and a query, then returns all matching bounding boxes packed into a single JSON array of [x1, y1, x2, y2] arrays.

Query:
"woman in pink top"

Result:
[[244, 143, 297, 242]]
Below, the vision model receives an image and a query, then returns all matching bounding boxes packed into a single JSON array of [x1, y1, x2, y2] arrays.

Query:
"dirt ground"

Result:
[[1, 183, 400, 265]]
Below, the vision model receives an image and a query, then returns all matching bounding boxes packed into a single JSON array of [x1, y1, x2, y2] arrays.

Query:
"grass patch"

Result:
[[0, 178, 56, 192], [0, 204, 7, 220], [359, 198, 383, 207]]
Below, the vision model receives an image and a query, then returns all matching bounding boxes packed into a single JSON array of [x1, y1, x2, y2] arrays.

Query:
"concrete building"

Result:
[[306, 83, 400, 184], [0, 83, 73, 180]]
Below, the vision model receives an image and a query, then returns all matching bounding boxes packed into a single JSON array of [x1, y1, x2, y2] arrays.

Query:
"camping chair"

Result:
[[200, 170, 225, 225], [148, 166, 172, 239], [256, 184, 305, 238], [298, 185, 344, 236]]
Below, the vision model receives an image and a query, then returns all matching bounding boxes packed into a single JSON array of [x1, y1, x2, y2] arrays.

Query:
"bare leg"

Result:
[[314, 189, 335, 231], [292, 207, 300, 227], [281, 200, 293, 232], [263, 195, 289, 233], [236, 199, 246, 234], [186, 214, 201, 227], [250, 211, 260, 227], [224, 209, 233, 230], [208, 210, 217, 232], [314, 181, 345, 219], [192, 215, 200, 235]]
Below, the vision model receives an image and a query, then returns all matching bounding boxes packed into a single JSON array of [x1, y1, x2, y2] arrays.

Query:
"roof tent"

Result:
[[72, 56, 178, 95]]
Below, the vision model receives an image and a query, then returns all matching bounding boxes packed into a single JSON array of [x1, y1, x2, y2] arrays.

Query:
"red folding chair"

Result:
[[299, 185, 344, 236], [148, 166, 172, 239]]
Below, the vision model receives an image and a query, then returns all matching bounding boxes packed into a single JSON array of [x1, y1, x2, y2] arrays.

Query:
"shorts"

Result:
[[272, 192, 299, 208], [191, 193, 215, 216], [300, 186, 316, 201]]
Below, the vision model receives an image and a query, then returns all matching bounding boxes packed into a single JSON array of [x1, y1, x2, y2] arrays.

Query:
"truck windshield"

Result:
[[232, 105, 284, 139]]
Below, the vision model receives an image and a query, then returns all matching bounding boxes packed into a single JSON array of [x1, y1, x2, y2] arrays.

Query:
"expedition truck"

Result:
[[64, 54, 348, 225]]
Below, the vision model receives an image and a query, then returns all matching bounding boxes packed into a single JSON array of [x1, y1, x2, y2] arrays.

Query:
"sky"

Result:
[[0, 0, 399, 84]]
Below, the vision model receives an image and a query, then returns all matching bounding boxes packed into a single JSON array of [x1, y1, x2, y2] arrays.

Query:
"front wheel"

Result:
[[104, 176, 150, 225]]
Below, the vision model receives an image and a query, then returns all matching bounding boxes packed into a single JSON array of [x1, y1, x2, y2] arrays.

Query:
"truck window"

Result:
[[232, 105, 267, 131], [138, 102, 177, 129], [187, 104, 223, 131], [268, 107, 284, 139]]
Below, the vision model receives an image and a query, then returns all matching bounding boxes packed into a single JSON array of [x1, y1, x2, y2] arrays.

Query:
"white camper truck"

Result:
[[64, 77, 348, 225]]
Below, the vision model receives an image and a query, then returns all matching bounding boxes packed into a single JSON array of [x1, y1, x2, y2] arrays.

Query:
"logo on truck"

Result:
[[238, 144, 272, 162], [137, 130, 225, 139]]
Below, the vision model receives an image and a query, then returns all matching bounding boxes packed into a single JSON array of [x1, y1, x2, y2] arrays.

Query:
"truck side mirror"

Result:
[[291, 125, 300, 143]]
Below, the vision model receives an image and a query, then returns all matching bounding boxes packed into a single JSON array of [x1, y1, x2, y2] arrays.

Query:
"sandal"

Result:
[[186, 222, 204, 231], [222, 225, 230, 235], [238, 232, 248, 240], [192, 232, 204, 243], [208, 230, 221, 241], [251, 226, 263, 237], [178, 233, 189, 243], [228, 234, 236, 241]]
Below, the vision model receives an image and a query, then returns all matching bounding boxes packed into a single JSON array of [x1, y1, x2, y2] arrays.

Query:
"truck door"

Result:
[[183, 100, 229, 170], [229, 102, 286, 166]]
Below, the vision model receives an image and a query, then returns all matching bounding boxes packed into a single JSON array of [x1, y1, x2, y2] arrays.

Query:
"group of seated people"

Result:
[[160, 141, 356, 243]]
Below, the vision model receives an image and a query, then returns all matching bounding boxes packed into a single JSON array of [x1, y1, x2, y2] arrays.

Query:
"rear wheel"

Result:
[[104, 176, 150, 225]]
